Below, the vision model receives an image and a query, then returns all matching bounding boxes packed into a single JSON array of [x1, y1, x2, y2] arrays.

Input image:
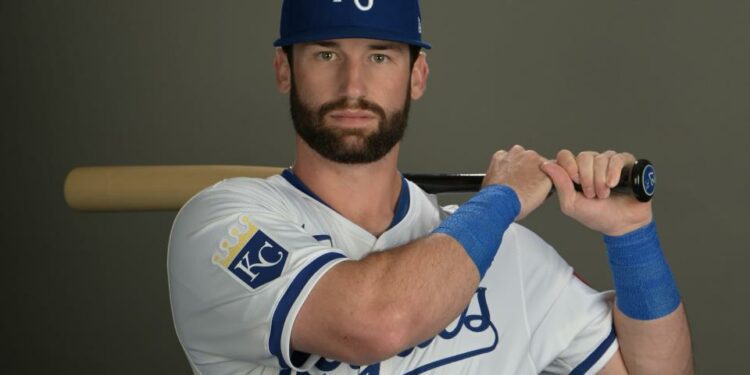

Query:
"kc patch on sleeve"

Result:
[[213, 215, 289, 290]]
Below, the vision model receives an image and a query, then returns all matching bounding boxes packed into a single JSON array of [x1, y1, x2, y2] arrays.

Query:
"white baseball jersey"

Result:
[[168, 170, 618, 374]]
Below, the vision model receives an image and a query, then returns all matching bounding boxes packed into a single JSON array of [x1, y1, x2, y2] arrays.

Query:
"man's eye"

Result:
[[318, 51, 336, 61], [371, 54, 390, 64]]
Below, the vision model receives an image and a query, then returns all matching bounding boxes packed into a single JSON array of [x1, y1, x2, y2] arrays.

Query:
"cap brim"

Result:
[[273, 26, 431, 49]]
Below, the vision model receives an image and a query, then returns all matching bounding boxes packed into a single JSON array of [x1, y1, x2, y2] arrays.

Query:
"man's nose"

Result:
[[339, 59, 366, 99]]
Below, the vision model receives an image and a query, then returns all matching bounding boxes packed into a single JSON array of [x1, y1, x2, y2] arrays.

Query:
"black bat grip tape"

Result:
[[404, 159, 655, 201]]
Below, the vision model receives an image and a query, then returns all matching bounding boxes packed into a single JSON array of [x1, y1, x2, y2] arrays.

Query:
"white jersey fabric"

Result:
[[168, 170, 618, 375]]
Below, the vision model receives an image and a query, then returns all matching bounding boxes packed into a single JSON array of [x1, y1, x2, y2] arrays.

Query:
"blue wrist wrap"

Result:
[[604, 221, 681, 320], [433, 185, 520, 278]]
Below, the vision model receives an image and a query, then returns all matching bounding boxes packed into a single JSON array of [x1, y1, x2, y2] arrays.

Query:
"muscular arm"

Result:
[[292, 146, 550, 365], [599, 304, 693, 374], [292, 233, 478, 365], [543, 150, 693, 373]]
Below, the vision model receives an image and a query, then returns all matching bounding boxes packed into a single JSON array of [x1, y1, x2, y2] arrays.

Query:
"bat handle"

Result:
[[566, 159, 656, 202], [406, 159, 656, 201]]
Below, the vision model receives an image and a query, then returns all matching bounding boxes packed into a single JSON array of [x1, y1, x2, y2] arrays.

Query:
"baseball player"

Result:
[[168, 0, 693, 374]]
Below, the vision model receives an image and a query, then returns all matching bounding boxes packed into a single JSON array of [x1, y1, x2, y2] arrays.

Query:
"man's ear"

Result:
[[410, 51, 430, 100], [274, 47, 292, 94]]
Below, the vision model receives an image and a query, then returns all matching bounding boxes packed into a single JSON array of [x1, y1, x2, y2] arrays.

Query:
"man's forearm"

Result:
[[603, 222, 694, 373], [292, 233, 482, 364], [293, 185, 521, 364], [614, 303, 693, 373], [358, 234, 483, 350]]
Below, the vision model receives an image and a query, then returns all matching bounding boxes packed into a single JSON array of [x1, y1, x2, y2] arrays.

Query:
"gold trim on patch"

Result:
[[213, 215, 258, 268]]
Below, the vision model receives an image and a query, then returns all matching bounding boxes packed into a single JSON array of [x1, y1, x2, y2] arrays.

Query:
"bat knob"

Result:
[[629, 159, 656, 202]]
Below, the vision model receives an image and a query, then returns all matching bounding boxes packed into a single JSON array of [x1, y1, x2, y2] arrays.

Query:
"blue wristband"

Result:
[[604, 221, 681, 320], [433, 184, 520, 278]]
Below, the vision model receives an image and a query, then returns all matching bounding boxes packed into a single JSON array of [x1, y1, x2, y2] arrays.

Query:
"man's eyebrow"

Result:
[[368, 42, 405, 51], [307, 41, 340, 48], [301, 40, 405, 52]]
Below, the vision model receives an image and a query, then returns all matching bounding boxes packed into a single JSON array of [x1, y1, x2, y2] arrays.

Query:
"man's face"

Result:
[[287, 39, 415, 164]]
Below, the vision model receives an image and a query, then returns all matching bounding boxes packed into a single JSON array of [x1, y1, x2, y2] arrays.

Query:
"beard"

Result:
[[289, 80, 411, 164]]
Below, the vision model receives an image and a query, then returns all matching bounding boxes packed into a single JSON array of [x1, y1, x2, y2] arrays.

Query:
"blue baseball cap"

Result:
[[274, 0, 431, 50]]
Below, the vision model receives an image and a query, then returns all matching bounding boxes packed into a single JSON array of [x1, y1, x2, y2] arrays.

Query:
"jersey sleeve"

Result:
[[167, 178, 348, 374], [511, 225, 619, 375]]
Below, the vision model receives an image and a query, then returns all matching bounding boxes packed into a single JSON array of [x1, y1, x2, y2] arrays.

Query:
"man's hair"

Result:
[[281, 44, 422, 72]]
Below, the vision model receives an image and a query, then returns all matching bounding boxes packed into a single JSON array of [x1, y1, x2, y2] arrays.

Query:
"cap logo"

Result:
[[332, 0, 374, 12]]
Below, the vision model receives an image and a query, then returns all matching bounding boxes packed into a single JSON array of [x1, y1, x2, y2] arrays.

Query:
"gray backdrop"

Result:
[[2, 0, 747, 373]]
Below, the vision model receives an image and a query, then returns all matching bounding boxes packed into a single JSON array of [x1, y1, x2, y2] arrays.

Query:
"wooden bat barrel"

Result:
[[64, 165, 283, 211]]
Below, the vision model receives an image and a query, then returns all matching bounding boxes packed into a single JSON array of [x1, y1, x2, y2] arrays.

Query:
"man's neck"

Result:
[[292, 139, 403, 237]]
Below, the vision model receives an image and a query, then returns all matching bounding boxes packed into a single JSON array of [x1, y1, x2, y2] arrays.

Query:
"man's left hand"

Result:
[[541, 150, 653, 236]]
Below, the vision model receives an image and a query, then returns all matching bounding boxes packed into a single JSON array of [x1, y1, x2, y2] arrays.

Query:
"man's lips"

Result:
[[327, 110, 379, 127], [328, 110, 378, 120]]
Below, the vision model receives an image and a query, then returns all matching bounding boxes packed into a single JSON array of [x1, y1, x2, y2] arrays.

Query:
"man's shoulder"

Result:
[[205, 175, 286, 195], [186, 175, 290, 207], [171, 175, 295, 227]]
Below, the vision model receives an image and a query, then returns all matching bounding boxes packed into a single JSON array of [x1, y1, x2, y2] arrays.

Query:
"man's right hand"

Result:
[[481, 145, 552, 221]]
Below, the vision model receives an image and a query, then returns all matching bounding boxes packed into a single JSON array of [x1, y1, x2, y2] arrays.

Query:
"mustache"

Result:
[[318, 97, 387, 120]]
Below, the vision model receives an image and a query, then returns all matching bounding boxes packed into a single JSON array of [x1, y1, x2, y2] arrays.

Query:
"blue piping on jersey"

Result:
[[269, 252, 347, 369], [281, 169, 411, 230], [389, 176, 410, 230], [282, 169, 331, 209], [570, 325, 617, 375], [313, 234, 332, 244]]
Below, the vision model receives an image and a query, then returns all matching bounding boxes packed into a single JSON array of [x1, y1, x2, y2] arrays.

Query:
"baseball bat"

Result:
[[64, 160, 655, 212], [405, 159, 656, 202]]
